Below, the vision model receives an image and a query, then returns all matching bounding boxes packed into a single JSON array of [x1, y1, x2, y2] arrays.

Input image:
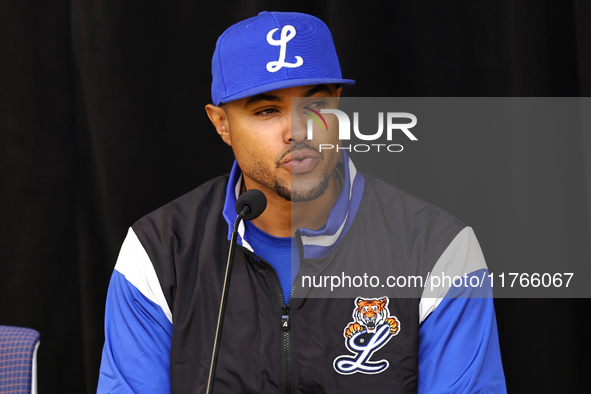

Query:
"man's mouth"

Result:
[[281, 149, 321, 174]]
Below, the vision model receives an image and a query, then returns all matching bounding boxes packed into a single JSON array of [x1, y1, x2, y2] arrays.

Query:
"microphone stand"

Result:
[[206, 206, 249, 394]]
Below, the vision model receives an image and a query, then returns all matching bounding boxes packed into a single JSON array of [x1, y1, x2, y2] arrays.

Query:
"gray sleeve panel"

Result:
[[419, 227, 488, 323]]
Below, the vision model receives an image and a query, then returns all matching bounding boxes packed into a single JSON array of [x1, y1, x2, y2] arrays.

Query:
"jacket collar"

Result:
[[222, 151, 365, 259]]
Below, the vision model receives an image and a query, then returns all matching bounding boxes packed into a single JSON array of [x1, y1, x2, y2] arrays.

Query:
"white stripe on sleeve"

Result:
[[419, 227, 488, 324], [114, 228, 173, 324]]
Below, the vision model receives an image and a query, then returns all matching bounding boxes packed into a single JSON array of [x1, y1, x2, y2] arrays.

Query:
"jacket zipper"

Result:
[[241, 246, 294, 393], [272, 266, 294, 394], [281, 304, 292, 394], [281, 229, 306, 394]]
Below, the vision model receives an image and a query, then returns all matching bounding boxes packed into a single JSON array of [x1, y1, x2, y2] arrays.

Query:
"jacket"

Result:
[[98, 153, 506, 393]]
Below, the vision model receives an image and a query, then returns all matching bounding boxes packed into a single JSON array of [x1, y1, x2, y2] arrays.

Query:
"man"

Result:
[[98, 11, 506, 393]]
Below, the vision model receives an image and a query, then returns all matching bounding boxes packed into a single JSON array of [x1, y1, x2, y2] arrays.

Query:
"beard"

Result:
[[273, 167, 331, 202], [243, 142, 332, 203]]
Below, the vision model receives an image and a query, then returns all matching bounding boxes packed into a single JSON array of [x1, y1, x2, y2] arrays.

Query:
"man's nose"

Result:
[[286, 109, 308, 144]]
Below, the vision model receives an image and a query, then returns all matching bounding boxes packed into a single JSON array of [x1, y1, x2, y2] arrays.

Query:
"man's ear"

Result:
[[205, 104, 231, 146], [335, 86, 343, 106]]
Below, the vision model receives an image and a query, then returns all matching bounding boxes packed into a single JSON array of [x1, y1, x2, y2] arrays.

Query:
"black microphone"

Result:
[[207, 189, 267, 394], [235, 189, 267, 221]]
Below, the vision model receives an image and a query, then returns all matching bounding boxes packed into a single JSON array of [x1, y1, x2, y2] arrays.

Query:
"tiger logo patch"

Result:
[[334, 297, 400, 375]]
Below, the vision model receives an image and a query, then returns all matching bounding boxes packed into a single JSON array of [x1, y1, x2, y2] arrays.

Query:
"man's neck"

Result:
[[249, 174, 342, 238]]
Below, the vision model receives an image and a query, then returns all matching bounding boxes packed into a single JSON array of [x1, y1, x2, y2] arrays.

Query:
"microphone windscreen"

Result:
[[235, 189, 267, 221]]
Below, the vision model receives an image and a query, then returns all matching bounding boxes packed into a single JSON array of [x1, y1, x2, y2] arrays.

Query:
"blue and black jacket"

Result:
[[98, 153, 506, 393]]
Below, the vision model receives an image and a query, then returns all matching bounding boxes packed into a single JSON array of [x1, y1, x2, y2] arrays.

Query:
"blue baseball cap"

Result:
[[211, 11, 355, 105]]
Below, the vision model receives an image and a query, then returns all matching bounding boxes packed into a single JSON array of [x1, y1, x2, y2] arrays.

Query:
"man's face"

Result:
[[216, 84, 342, 202]]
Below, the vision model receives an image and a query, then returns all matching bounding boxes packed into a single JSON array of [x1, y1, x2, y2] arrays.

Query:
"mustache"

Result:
[[278, 142, 322, 162]]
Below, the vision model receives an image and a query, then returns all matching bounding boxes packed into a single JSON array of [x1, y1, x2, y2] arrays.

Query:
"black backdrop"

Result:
[[1, 0, 590, 392]]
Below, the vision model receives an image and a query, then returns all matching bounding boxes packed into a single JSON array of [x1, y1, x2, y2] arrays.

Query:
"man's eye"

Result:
[[255, 108, 278, 117], [307, 100, 327, 109]]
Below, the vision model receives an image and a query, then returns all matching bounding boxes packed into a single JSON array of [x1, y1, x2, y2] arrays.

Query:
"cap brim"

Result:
[[218, 78, 356, 105]]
